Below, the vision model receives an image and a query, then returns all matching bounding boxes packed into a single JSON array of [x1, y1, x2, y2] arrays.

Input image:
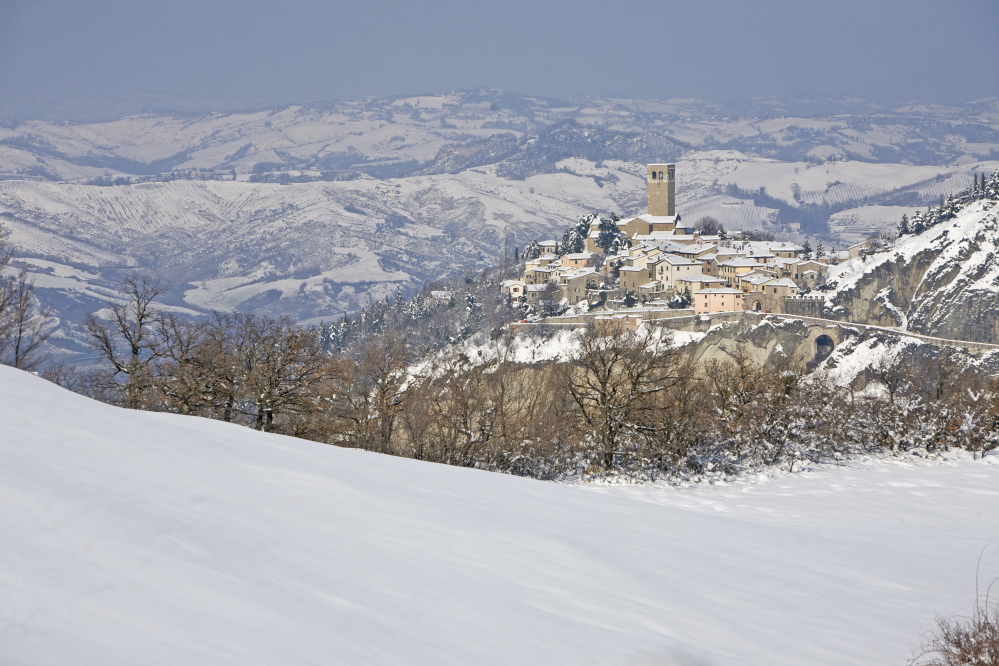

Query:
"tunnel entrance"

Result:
[[815, 334, 835, 360]]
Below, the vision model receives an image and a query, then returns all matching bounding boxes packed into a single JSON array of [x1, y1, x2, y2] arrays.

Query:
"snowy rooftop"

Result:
[[678, 273, 726, 283], [695, 287, 744, 294]]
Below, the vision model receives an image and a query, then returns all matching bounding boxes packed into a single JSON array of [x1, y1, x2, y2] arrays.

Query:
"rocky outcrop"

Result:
[[823, 172, 999, 343]]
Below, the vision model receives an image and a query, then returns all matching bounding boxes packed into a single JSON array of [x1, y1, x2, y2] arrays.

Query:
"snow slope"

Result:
[[824, 184, 999, 342], [3, 364, 998, 666]]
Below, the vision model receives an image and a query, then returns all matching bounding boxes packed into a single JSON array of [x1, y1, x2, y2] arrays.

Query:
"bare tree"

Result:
[[694, 216, 721, 235], [556, 323, 679, 469], [84, 275, 169, 409], [0, 261, 51, 371], [322, 332, 410, 451], [239, 317, 325, 432], [156, 313, 211, 415]]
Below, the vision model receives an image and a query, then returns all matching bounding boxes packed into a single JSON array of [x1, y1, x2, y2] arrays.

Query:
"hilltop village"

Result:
[[503, 163, 844, 320]]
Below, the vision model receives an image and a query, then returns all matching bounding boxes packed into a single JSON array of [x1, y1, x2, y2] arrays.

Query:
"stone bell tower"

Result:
[[647, 163, 675, 216]]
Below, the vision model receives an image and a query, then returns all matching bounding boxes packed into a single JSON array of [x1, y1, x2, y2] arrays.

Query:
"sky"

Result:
[[0, 0, 997, 119]]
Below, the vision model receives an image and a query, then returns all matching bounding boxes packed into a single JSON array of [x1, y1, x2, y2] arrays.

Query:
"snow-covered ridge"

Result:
[[3, 363, 999, 665], [824, 172, 999, 342]]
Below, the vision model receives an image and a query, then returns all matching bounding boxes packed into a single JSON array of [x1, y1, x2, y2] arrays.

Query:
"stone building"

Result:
[[647, 163, 676, 216]]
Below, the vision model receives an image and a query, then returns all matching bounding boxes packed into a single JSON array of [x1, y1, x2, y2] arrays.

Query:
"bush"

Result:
[[913, 567, 999, 666]]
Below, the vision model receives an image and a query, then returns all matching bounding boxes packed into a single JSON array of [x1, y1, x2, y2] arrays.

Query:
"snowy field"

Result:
[[3, 365, 998, 666]]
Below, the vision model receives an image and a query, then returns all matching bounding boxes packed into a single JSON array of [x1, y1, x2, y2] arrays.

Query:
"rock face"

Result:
[[823, 173, 999, 343], [672, 313, 999, 388]]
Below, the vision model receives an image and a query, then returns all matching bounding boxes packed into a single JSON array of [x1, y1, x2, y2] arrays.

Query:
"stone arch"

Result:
[[753, 300, 763, 312], [815, 334, 835, 360]]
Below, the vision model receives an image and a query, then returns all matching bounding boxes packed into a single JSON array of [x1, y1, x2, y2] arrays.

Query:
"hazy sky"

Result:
[[1, 0, 997, 117]]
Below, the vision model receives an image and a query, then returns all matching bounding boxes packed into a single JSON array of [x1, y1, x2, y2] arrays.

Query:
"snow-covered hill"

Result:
[[2, 364, 998, 665], [2, 92, 996, 359], [825, 173, 999, 343]]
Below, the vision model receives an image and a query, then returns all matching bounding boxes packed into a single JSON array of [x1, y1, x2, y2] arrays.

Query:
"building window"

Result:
[[659, 171, 664, 179], [651, 171, 657, 180]]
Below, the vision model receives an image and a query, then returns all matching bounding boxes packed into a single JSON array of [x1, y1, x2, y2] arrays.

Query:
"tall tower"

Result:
[[647, 163, 675, 216]]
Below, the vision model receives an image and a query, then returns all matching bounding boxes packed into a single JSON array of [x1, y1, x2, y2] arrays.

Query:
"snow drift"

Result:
[[2, 364, 998, 665]]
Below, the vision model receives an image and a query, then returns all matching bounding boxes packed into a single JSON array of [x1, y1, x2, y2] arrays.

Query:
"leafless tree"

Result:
[[0, 262, 51, 370], [694, 216, 721, 235], [84, 275, 169, 409], [239, 317, 325, 432], [321, 332, 410, 451], [556, 323, 680, 469]]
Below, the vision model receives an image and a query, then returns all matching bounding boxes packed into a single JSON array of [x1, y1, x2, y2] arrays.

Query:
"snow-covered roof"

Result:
[[634, 214, 678, 224], [739, 273, 774, 285], [562, 267, 597, 278], [632, 231, 685, 242], [695, 287, 743, 295], [720, 259, 761, 268], [563, 252, 595, 260], [768, 278, 799, 288], [678, 274, 726, 284], [661, 254, 701, 266], [657, 241, 688, 253]]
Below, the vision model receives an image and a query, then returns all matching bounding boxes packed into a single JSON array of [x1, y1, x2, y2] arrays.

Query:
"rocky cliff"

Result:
[[823, 171, 999, 343]]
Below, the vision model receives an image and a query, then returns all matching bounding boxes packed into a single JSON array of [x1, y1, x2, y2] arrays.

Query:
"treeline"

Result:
[[54, 278, 999, 481], [898, 169, 998, 236], [319, 260, 524, 354]]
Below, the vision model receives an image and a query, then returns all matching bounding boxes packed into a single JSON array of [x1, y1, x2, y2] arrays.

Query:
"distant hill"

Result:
[[1, 91, 997, 361]]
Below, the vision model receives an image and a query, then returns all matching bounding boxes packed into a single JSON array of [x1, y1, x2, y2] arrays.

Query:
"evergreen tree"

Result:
[[815, 240, 824, 259], [899, 214, 909, 235], [596, 217, 622, 253], [522, 240, 542, 260], [802, 240, 812, 260]]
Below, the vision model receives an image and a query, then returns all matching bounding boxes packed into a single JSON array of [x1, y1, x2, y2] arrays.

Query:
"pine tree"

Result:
[[899, 214, 909, 235], [802, 240, 812, 260]]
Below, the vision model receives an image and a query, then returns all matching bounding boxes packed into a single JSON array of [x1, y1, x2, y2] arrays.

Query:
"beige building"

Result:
[[523, 265, 555, 285], [619, 265, 650, 295], [735, 272, 774, 293], [559, 267, 598, 305], [718, 258, 762, 286], [761, 278, 800, 297], [676, 274, 726, 294], [501, 280, 527, 301], [561, 251, 597, 269], [694, 288, 744, 315], [654, 254, 702, 291]]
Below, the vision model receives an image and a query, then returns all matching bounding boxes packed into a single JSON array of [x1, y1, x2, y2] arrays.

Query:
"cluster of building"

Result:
[[502, 163, 838, 316]]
